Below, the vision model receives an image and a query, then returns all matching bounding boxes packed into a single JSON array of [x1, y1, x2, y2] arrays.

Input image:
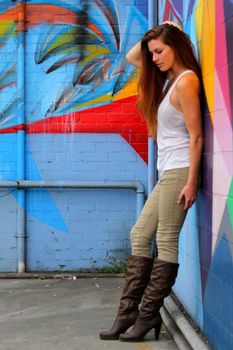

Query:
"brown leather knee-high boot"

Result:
[[119, 258, 179, 342], [99, 255, 153, 340]]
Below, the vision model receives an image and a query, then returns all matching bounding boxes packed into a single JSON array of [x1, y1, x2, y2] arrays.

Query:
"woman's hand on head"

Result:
[[177, 183, 197, 210], [162, 21, 182, 31]]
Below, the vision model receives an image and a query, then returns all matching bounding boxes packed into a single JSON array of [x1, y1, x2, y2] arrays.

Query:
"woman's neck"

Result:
[[168, 65, 189, 80]]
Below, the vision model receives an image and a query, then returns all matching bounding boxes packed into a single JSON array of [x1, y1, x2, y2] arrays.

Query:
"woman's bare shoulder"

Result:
[[176, 72, 200, 93]]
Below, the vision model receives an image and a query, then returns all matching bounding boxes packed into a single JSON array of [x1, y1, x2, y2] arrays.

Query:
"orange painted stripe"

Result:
[[0, 4, 104, 40], [26, 4, 104, 40], [0, 7, 17, 21]]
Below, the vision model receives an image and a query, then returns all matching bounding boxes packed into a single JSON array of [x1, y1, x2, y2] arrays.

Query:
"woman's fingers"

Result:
[[177, 191, 184, 204], [178, 184, 197, 210]]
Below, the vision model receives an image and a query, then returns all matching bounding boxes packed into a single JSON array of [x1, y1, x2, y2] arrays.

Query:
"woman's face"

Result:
[[147, 38, 176, 72]]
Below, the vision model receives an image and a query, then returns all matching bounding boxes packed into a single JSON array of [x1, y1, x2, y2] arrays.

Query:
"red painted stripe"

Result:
[[0, 96, 148, 162], [0, 124, 24, 133]]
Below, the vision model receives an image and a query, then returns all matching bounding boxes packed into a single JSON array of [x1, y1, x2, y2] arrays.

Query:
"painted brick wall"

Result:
[[25, 133, 147, 270], [1, 2, 233, 350], [0, 1, 149, 272], [158, 1, 233, 350]]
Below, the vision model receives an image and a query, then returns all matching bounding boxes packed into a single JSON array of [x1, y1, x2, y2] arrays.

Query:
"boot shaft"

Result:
[[99, 255, 153, 340], [139, 258, 179, 318], [119, 255, 153, 315]]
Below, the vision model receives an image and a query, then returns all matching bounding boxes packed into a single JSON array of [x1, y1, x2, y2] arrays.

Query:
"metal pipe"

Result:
[[161, 306, 193, 350], [164, 296, 211, 350], [1, 181, 145, 218], [0, 180, 145, 271], [17, 180, 146, 218], [17, 180, 145, 218], [147, 0, 158, 195], [17, 0, 26, 273], [148, 138, 155, 194], [148, 0, 155, 29], [147, 0, 158, 257], [0, 181, 18, 188], [17, 180, 144, 191], [0, 180, 145, 192]]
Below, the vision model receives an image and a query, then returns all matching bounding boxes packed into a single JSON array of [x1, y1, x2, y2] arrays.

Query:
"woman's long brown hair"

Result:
[[137, 23, 203, 138]]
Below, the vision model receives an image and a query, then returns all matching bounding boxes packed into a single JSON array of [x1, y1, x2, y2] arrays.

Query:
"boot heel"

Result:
[[154, 320, 162, 340]]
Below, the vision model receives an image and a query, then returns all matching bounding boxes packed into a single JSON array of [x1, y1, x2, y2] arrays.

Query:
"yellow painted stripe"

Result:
[[114, 75, 139, 101], [71, 93, 112, 110], [73, 74, 139, 109], [0, 20, 15, 36], [208, 0, 215, 32], [195, 0, 215, 122]]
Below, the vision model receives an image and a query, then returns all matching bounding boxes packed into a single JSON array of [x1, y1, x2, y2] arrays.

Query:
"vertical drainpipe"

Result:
[[148, 1, 158, 257], [148, 0, 158, 195], [17, 0, 26, 272]]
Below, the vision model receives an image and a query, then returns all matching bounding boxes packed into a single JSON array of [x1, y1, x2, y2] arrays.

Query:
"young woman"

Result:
[[99, 22, 203, 342]]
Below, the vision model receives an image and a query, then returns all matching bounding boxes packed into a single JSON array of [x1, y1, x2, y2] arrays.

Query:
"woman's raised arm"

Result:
[[125, 42, 142, 69]]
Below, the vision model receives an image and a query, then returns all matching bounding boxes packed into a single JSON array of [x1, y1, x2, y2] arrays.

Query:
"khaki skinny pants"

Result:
[[131, 167, 190, 264]]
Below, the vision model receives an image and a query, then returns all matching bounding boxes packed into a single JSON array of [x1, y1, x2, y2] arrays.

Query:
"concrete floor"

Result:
[[0, 278, 178, 350]]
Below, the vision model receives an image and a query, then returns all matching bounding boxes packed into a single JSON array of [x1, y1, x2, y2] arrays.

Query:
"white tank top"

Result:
[[157, 70, 194, 175]]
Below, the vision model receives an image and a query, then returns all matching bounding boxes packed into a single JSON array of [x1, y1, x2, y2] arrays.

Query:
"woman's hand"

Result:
[[162, 21, 182, 31], [177, 183, 197, 210]]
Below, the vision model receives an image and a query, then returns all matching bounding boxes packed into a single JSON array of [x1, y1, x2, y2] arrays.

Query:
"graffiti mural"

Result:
[[0, 0, 148, 160], [2, 1, 232, 348], [159, 1, 233, 349], [0, 1, 149, 272]]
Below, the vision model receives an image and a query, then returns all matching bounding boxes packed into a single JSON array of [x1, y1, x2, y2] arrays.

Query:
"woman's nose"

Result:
[[152, 54, 158, 63]]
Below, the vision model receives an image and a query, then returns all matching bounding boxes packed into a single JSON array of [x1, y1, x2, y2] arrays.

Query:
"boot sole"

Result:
[[119, 337, 144, 342], [99, 335, 119, 340]]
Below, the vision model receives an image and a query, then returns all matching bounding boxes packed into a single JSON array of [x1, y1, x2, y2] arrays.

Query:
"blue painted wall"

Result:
[[0, 1, 149, 271], [158, 1, 233, 349], [25, 133, 147, 270], [1, 1, 233, 350]]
